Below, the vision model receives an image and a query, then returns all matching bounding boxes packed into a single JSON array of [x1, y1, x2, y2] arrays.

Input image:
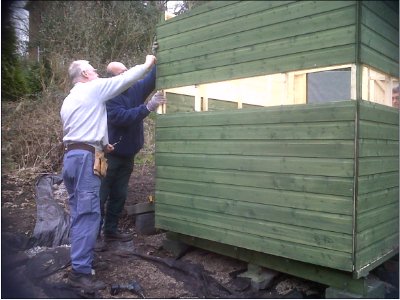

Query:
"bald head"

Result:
[[107, 62, 128, 76]]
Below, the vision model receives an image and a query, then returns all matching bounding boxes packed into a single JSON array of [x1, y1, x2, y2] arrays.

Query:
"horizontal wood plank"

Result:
[[359, 120, 399, 140], [164, 92, 195, 113], [362, 1, 399, 30], [156, 201, 352, 252], [157, 1, 288, 39], [357, 202, 399, 232], [359, 100, 399, 125], [358, 157, 399, 175], [208, 99, 237, 111], [360, 26, 399, 62], [156, 179, 353, 215], [356, 232, 399, 271], [356, 218, 399, 250], [158, 4, 355, 52], [156, 192, 353, 234], [156, 45, 356, 89], [156, 101, 356, 127], [358, 139, 399, 157], [358, 172, 399, 194], [155, 215, 353, 271], [357, 187, 399, 213], [360, 45, 399, 78], [156, 140, 355, 158], [158, 26, 356, 77], [361, 7, 399, 46], [156, 153, 354, 177], [156, 166, 354, 197], [156, 122, 355, 141]]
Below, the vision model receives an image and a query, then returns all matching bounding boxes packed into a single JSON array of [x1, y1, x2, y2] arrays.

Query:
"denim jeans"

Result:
[[99, 154, 134, 234], [62, 149, 101, 274]]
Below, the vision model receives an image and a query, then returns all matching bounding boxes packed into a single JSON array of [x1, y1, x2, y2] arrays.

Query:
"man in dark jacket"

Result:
[[99, 62, 166, 242]]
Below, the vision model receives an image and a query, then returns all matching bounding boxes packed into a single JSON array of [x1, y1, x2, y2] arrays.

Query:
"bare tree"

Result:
[[28, 1, 163, 91]]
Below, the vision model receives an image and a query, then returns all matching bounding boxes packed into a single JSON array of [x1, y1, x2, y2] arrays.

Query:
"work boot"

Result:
[[94, 238, 107, 252], [104, 230, 133, 242], [92, 260, 109, 271], [68, 270, 106, 292]]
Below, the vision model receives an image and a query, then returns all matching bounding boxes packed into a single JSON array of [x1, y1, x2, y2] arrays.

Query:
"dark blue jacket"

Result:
[[106, 66, 156, 158]]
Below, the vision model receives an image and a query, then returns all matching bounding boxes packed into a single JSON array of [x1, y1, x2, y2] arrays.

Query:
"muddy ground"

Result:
[[1, 165, 398, 299]]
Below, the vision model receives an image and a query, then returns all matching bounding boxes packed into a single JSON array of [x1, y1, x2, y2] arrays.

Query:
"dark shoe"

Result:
[[92, 260, 109, 271], [68, 271, 106, 292], [94, 238, 107, 252], [104, 231, 133, 242]]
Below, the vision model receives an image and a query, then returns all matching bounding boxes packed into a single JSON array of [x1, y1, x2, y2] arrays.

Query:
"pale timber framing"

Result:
[[160, 64, 398, 114]]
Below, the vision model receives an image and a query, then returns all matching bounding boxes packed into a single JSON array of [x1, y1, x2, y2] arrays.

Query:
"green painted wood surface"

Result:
[[158, 1, 353, 50], [155, 99, 399, 274], [157, 45, 356, 89], [358, 157, 399, 175], [208, 99, 237, 111], [156, 140, 355, 158], [357, 187, 399, 213], [356, 218, 399, 250], [156, 215, 353, 271], [156, 1, 358, 89], [355, 101, 399, 275], [156, 0, 398, 88], [356, 233, 399, 270], [156, 179, 353, 215], [360, 2, 399, 77], [155, 101, 356, 272], [157, 1, 244, 38], [156, 121, 355, 141], [156, 191, 352, 234], [156, 101, 356, 127], [156, 201, 352, 252], [156, 153, 354, 177], [358, 140, 398, 157], [157, 166, 354, 197], [164, 93, 195, 113], [158, 25, 356, 77]]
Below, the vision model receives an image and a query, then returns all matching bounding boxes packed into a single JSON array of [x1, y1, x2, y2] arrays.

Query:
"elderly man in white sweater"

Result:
[[60, 55, 160, 292]]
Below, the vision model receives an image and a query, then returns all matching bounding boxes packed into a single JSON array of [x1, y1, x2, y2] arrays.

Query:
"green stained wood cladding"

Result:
[[156, 1, 399, 89], [355, 100, 399, 274], [360, 1, 399, 77], [155, 100, 399, 276], [164, 93, 195, 113], [155, 0, 399, 280]]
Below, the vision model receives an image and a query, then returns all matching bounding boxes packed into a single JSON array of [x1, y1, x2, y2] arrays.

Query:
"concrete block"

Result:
[[135, 212, 156, 235], [238, 263, 279, 290], [126, 202, 154, 216], [162, 238, 191, 258]]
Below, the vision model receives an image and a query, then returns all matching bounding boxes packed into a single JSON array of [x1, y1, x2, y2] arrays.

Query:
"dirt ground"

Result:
[[1, 165, 398, 299]]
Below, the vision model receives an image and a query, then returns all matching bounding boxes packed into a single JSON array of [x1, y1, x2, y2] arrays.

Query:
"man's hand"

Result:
[[144, 55, 157, 70], [104, 144, 114, 153], [146, 91, 167, 112], [151, 38, 159, 55]]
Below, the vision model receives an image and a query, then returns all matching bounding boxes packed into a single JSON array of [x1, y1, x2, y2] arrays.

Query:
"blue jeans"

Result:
[[62, 149, 101, 274], [100, 154, 134, 233]]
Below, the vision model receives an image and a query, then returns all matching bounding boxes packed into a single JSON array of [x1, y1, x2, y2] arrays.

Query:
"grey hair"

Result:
[[68, 60, 90, 83]]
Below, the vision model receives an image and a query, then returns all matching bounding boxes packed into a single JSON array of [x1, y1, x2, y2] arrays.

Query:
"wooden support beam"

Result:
[[194, 85, 202, 111], [351, 64, 357, 100]]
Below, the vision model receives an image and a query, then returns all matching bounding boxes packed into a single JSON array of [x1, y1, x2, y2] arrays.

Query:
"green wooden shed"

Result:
[[154, 1, 399, 297]]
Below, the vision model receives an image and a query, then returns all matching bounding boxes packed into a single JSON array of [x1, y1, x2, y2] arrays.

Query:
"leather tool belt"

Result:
[[93, 150, 108, 178], [64, 143, 108, 178], [65, 143, 95, 154]]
